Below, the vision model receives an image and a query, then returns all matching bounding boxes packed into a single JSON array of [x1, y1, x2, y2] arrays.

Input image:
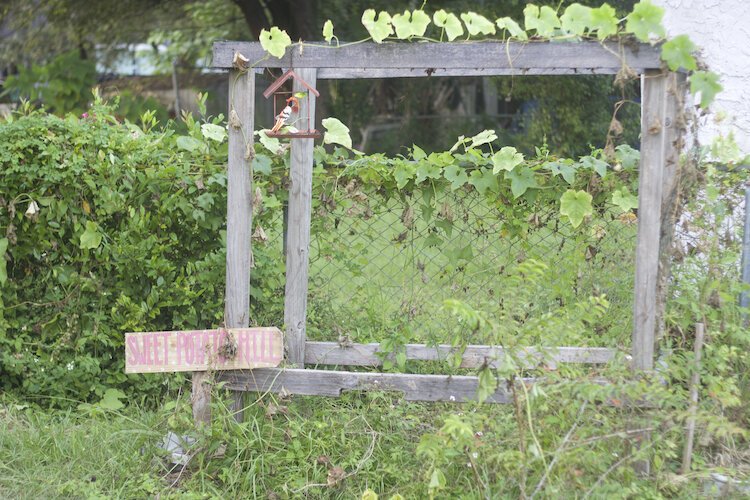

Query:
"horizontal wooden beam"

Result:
[[220, 368, 526, 403], [304, 342, 617, 368], [315, 67, 625, 79], [212, 41, 662, 75]]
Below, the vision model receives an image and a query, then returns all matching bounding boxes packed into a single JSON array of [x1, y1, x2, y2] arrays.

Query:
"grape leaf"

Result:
[[412, 144, 427, 160], [256, 130, 282, 154], [469, 129, 497, 148], [580, 156, 608, 177], [661, 34, 697, 71], [391, 9, 431, 39], [524, 5, 561, 37], [322, 117, 352, 149], [415, 161, 442, 184], [201, 123, 226, 143], [460, 12, 496, 36], [560, 189, 593, 228], [469, 168, 498, 195], [492, 146, 524, 173], [546, 159, 577, 184], [506, 167, 538, 198], [362, 9, 393, 43], [252, 153, 272, 175], [560, 3, 592, 36], [80, 221, 103, 249], [322, 20, 336, 43], [394, 160, 416, 189], [690, 70, 722, 108], [259, 27, 292, 58], [590, 4, 618, 40], [443, 165, 470, 190], [615, 144, 640, 169], [433, 10, 464, 41], [612, 188, 638, 212], [625, 0, 665, 41], [495, 17, 528, 40]]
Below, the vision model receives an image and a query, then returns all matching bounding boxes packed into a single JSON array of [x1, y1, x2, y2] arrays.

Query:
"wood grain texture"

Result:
[[633, 70, 667, 372], [656, 72, 688, 343], [213, 41, 662, 75], [126, 328, 282, 373], [284, 68, 317, 367], [220, 368, 523, 403], [193, 69, 255, 425], [304, 342, 617, 368]]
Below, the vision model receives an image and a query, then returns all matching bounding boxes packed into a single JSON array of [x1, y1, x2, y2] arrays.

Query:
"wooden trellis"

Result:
[[201, 40, 685, 419]]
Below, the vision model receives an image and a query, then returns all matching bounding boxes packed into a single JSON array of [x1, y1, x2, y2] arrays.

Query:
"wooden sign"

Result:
[[125, 327, 283, 374]]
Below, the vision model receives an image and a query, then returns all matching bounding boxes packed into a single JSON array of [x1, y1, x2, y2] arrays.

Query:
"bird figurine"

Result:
[[271, 96, 300, 133]]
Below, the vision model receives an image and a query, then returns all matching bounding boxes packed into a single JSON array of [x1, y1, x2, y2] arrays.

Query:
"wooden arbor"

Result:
[[206, 40, 685, 411]]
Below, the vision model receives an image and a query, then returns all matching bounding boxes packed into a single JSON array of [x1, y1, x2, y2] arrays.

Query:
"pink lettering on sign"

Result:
[[125, 328, 283, 373]]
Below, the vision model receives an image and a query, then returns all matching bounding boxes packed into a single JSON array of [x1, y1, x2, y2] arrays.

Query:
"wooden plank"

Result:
[[213, 41, 662, 74], [220, 368, 521, 403], [304, 342, 616, 368], [316, 67, 638, 79], [283, 68, 317, 367], [655, 72, 687, 342], [126, 328, 282, 373], [633, 70, 667, 372]]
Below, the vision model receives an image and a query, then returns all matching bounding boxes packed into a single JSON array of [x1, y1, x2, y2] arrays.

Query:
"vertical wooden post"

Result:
[[630, 69, 670, 476], [284, 68, 318, 367], [633, 69, 668, 372], [656, 72, 687, 341], [192, 68, 255, 425]]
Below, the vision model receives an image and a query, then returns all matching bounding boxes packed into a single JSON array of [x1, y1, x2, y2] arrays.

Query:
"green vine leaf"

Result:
[[322, 20, 336, 44], [201, 123, 226, 143], [412, 144, 427, 161], [469, 169, 498, 195], [415, 161, 442, 184], [322, 117, 352, 149], [259, 27, 292, 58], [469, 129, 497, 149], [524, 5, 561, 37], [460, 12, 496, 37], [690, 71, 722, 108], [615, 144, 640, 169], [443, 165, 470, 190], [394, 160, 416, 189], [612, 188, 638, 212], [362, 9, 393, 43], [580, 156, 608, 178], [495, 17, 528, 40], [256, 130, 282, 154], [589, 4, 618, 40], [546, 159, 577, 184], [492, 146, 524, 173], [433, 10, 464, 41], [80, 221, 103, 250], [661, 34, 697, 71], [625, 0, 665, 42], [252, 153, 273, 175], [560, 189, 593, 228], [506, 166, 538, 198], [392, 9, 431, 39], [560, 3, 592, 36]]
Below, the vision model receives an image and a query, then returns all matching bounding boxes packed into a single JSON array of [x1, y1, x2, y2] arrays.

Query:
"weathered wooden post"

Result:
[[283, 68, 318, 367], [192, 66, 256, 425]]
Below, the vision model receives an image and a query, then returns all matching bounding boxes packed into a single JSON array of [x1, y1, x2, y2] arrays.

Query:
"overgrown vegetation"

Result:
[[1, 0, 749, 497]]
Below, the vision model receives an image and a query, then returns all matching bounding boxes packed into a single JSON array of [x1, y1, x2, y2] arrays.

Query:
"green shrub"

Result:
[[0, 103, 241, 404]]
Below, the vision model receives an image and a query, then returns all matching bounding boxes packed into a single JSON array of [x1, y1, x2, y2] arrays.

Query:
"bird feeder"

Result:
[[262, 69, 321, 139]]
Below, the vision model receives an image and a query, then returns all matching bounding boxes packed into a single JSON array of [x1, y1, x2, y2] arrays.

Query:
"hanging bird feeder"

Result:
[[262, 69, 321, 139]]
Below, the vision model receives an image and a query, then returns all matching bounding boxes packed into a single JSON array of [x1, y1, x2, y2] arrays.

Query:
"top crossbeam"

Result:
[[212, 41, 663, 78]]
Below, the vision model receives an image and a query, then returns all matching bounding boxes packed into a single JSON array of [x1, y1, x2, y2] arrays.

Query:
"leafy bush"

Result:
[[0, 101, 240, 404]]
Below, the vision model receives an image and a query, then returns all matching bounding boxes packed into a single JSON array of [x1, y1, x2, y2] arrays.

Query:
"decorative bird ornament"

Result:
[[271, 96, 300, 132]]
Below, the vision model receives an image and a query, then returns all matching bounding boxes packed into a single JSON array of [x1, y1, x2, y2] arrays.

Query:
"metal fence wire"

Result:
[[278, 183, 641, 348]]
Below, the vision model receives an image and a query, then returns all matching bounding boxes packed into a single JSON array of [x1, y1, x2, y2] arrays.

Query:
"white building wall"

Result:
[[655, 0, 750, 155]]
